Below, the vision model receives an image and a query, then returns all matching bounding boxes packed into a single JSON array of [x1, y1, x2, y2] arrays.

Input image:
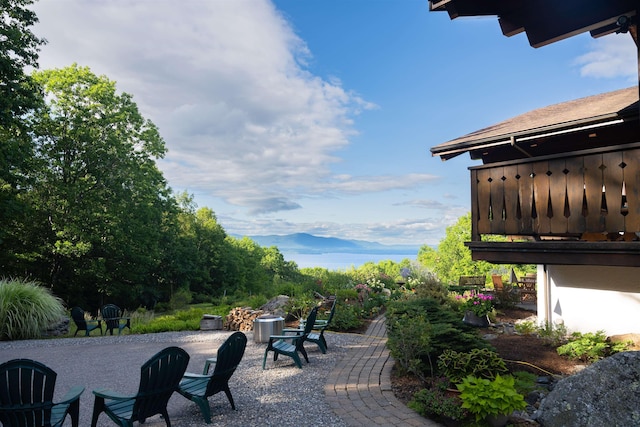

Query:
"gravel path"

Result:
[[0, 330, 364, 426]]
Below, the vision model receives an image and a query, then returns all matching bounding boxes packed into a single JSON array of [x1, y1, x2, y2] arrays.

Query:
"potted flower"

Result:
[[457, 292, 494, 327]]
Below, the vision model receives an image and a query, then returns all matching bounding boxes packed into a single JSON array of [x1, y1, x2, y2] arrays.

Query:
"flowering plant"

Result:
[[457, 292, 494, 317]]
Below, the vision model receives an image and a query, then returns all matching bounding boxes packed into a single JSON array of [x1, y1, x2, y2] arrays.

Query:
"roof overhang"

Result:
[[431, 87, 640, 163], [428, 0, 638, 48]]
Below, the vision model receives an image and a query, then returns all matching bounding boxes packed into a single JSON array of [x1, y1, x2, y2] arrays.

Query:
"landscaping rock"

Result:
[[535, 351, 640, 426], [43, 316, 69, 337], [259, 295, 290, 317]]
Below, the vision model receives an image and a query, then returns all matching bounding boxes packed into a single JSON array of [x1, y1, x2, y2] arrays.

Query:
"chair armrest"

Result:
[[58, 386, 84, 405], [92, 388, 133, 401], [268, 334, 298, 340], [182, 372, 211, 380]]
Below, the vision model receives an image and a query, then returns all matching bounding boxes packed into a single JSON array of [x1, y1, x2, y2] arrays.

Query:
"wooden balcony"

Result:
[[469, 143, 640, 266]]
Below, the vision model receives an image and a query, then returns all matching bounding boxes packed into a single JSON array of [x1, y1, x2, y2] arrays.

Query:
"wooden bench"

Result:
[[449, 275, 486, 294]]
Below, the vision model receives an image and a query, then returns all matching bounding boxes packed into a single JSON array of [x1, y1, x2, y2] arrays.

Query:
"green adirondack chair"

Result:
[[178, 332, 247, 423], [71, 306, 103, 337], [262, 307, 318, 369], [91, 346, 190, 427], [100, 304, 131, 335], [0, 359, 84, 427], [284, 297, 336, 353]]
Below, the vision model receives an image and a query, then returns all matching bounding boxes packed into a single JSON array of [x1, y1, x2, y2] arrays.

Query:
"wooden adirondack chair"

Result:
[[71, 306, 103, 337], [0, 359, 84, 427], [91, 346, 190, 427], [262, 307, 318, 369], [177, 332, 247, 423], [100, 304, 131, 335]]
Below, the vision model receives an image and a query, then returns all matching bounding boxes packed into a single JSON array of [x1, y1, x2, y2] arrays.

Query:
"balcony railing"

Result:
[[470, 145, 640, 240]]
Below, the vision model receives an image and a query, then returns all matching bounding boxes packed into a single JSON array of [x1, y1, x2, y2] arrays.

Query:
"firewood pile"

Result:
[[224, 306, 265, 331]]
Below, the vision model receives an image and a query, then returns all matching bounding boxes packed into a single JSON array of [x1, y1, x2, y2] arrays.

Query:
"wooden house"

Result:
[[429, 0, 640, 334]]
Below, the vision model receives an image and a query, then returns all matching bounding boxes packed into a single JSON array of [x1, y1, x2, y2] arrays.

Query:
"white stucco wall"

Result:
[[541, 265, 640, 336]]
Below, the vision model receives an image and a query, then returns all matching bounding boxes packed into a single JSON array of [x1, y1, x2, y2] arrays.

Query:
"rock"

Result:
[[43, 316, 70, 337], [259, 295, 290, 317], [536, 351, 640, 426], [609, 333, 640, 350]]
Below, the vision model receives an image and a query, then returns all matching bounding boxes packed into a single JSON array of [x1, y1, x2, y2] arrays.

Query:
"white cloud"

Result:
[[31, 0, 379, 216], [574, 33, 637, 79]]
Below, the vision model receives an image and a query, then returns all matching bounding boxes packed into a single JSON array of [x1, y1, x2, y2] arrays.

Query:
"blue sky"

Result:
[[30, 0, 636, 247]]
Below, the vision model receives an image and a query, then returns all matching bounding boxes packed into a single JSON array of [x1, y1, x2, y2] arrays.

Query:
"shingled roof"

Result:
[[431, 86, 639, 160]]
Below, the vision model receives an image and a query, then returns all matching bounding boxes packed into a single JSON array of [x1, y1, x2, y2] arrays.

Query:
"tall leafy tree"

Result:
[[25, 64, 172, 307], [0, 0, 45, 269], [418, 213, 533, 285]]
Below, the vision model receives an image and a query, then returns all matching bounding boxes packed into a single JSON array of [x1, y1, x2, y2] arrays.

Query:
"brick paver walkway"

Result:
[[325, 316, 442, 426]]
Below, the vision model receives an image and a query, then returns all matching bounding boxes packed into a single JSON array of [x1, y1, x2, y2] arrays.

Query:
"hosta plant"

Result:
[[456, 374, 527, 422]]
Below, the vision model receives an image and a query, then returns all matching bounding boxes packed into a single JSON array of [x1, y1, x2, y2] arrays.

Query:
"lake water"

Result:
[[282, 252, 418, 270]]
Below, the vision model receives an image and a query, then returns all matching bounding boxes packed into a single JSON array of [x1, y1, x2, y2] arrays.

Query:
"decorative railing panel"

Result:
[[471, 147, 640, 238]]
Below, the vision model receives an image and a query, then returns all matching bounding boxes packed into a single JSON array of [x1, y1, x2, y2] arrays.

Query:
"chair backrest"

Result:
[[302, 307, 318, 336], [325, 298, 337, 324], [491, 274, 504, 291], [208, 332, 247, 393], [131, 346, 190, 422], [0, 359, 57, 427], [101, 304, 122, 329], [71, 306, 88, 329]]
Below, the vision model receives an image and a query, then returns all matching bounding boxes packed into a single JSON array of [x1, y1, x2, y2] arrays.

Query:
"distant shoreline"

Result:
[[282, 251, 418, 270]]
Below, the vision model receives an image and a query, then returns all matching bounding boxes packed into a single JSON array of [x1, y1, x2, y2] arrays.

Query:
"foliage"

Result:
[[512, 371, 538, 396], [557, 330, 631, 363], [417, 213, 535, 285], [386, 297, 492, 379], [0, 0, 46, 270], [130, 308, 202, 334], [408, 378, 467, 421], [437, 348, 508, 384], [456, 374, 527, 421], [455, 292, 495, 317], [514, 320, 537, 335], [0, 278, 66, 340], [535, 321, 568, 347], [408, 265, 449, 303], [0, 0, 45, 129], [169, 288, 193, 310], [386, 313, 434, 381], [329, 302, 364, 331]]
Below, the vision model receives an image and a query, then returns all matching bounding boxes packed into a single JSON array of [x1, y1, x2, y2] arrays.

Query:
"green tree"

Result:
[[418, 213, 532, 285], [24, 64, 172, 307], [0, 0, 45, 129], [0, 0, 46, 270]]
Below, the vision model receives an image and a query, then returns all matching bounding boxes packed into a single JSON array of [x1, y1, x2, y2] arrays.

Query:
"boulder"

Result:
[[536, 351, 640, 426], [259, 295, 290, 318]]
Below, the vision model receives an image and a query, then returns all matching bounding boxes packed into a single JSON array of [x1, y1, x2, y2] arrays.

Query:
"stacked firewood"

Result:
[[224, 307, 265, 331]]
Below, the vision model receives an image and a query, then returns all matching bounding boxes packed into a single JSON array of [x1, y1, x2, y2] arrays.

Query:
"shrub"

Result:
[[330, 302, 363, 332], [557, 330, 631, 363], [536, 321, 568, 346], [169, 287, 192, 310], [387, 313, 434, 380], [512, 371, 538, 396], [514, 320, 537, 335], [437, 348, 508, 384], [0, 278, 66, 340], [408, 379, 467, 421], [456, 374, 527, 422], [386, 297, 491, 360]]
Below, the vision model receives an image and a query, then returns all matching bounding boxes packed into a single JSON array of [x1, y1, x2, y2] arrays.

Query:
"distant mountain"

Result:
[[233, 232, 421, 255]]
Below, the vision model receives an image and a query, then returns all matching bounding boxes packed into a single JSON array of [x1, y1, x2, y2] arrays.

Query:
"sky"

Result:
[[29, 0, 637, 247]]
